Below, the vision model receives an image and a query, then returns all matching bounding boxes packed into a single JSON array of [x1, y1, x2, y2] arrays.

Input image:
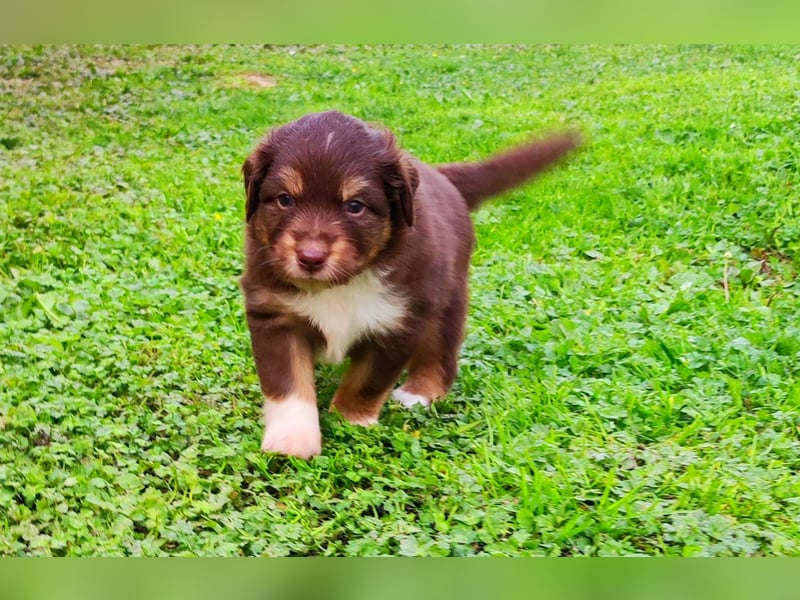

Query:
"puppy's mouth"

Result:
[[287, 270, 357, 293], [275, 236, 364, 290], [285, 256, 359, 291]]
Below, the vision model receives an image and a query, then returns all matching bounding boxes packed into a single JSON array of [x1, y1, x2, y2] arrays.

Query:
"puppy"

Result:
[[241, 111, 579, 458]]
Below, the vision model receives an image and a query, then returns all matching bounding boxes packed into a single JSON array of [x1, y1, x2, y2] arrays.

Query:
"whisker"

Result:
[[256, 256, 283, 270]]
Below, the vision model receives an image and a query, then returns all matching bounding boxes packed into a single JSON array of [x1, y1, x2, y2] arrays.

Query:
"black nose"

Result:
[[296, 247, 329, 272]]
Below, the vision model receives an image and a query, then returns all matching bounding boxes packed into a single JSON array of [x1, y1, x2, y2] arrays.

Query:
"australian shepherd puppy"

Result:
[[241, 111, 580, 458]]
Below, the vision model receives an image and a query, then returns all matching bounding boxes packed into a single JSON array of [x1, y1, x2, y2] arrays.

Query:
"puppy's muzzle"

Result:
[[296, 241, 330, 273]]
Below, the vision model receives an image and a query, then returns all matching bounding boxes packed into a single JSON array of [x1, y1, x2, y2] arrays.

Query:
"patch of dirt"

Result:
[[237, 73, 278, 89]]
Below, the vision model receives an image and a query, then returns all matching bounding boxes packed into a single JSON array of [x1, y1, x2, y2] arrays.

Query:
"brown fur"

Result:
[[241, 110, 580, 458]]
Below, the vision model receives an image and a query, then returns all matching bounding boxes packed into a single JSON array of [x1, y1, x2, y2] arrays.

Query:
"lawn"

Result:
[[1, 45, 799, 556]]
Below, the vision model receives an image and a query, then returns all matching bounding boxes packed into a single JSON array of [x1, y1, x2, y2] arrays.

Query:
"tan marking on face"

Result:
[[327, 238, 357, 270], [276, 166, 304, 198], [273, 232, 305, 279], [365, 221, 392, 262], [339, 175, 370, 201], [275, 231, 297, 257], [253, 222, 270, 246]]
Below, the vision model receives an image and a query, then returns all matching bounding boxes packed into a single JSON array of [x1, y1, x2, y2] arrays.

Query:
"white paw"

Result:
[[392, 388, 432, 409], [261, 396, 321, 459]]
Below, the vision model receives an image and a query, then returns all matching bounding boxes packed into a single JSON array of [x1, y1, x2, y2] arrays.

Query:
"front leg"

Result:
[[330, 341, 410, 426], [247, 311, 320, 459]]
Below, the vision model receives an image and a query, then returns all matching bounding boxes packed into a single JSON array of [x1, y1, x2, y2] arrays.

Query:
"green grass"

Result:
[[1, 45, 799, 556]]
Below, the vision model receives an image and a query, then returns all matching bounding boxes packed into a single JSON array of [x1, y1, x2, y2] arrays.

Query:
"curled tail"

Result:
[[436, 132, 581, 211]]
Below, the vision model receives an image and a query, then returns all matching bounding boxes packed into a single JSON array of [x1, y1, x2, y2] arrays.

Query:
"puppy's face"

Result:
[[243, 112, 418, 290]]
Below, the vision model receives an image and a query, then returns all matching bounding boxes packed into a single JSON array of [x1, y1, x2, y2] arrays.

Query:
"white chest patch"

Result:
[[280, 271, 407, 364]]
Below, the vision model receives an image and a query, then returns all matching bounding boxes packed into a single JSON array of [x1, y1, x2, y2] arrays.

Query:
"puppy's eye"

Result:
[[344, 199, 366, 215], [276, 193, 295, 208]]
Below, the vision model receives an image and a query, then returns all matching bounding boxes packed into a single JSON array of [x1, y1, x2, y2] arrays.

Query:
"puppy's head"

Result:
[[243, 111, 418, 290]]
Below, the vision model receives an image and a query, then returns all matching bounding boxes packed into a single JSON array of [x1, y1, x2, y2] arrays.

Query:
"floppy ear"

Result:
[[242, 138, 275, 222], [394, 156, 419, 227], [373, 126, 419, 227], [380, 139, 419, 227]]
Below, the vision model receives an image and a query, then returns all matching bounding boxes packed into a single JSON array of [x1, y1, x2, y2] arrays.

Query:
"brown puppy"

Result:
[[241, 111, 579, 458]]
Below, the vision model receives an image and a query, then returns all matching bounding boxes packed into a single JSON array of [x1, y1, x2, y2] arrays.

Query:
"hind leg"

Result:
[[392, 287, 467, 409]]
